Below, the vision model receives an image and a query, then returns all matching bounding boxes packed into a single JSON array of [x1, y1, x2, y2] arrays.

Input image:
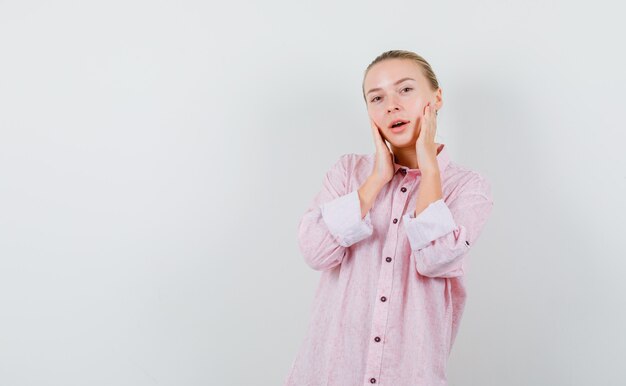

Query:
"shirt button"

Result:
[[392, 218, 398, 224], [370, 378, 377, 383], [374, 336, 381, 342], [400, 169, 406, 175], [400, 187, 407, 192], [386, 257, 392, 262], [380, 296, 387, 302]]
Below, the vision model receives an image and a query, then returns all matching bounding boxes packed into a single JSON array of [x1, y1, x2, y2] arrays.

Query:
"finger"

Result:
[[428, 104, 437, 143], [422, 102, 430, 130], [373, 119, 393, 153], [370, 118, 385, 148], [422, 104, 434, 141], [424, 104, 432, 134], [370, 117, 380, 141], [427, 104, 435, 137], [378, 129, 392, 153]]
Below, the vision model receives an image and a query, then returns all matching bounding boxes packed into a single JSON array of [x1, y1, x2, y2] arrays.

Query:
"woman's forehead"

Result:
[[364, 60, 426, 92]]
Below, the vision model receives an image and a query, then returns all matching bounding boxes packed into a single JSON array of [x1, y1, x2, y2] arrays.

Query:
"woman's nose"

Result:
[[385, 96, 401, 112]]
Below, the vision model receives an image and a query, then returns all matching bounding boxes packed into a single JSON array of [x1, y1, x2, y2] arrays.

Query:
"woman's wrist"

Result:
[[358, 174, 386, 219]]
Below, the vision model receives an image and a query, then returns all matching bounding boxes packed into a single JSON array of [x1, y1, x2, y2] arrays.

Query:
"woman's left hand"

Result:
[[415, 102, 439, 174]]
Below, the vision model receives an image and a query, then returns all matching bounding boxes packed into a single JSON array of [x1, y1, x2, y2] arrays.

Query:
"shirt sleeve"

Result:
[[401, 173, 494, 278], [297, 154, 374, 271]]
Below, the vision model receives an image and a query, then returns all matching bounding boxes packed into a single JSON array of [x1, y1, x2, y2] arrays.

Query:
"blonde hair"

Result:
[[362, 50, 440, 102]]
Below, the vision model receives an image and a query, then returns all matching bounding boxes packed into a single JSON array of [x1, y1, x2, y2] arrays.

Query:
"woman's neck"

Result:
[[391, 142, 442, 170]]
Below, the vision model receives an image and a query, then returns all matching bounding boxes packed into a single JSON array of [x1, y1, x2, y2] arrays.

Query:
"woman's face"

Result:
[[363, 59, 442, 147]]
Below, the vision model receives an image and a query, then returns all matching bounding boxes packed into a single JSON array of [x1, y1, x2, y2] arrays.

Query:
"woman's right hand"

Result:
[[369, 117, 395, 185]]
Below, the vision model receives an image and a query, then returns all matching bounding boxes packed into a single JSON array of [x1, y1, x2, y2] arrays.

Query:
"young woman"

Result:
[[284, 50, 494, 386]]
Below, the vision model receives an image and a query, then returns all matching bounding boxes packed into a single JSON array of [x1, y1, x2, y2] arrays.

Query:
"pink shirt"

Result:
[[284, 144, 494, 386]]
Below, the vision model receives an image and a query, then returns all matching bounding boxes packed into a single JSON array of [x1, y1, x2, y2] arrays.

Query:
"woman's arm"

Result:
[[358, 174, 386, 219], [297, 154, 374, 271], [402, 173, 494, 278], [413, 170, 443, 217]]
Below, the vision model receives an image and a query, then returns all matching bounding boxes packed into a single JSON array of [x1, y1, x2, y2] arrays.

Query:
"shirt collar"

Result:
[[393, 143, 450, 175]]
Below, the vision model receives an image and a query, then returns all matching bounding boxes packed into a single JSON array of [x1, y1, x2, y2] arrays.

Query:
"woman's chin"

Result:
[[386, 131, 415, 147]]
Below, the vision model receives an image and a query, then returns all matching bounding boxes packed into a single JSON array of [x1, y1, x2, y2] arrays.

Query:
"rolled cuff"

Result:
[[320, 190, 374, 247], [402, 198, 458, 250]]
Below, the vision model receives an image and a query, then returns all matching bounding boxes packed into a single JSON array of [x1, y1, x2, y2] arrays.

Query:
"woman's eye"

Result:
[[371, 88, 411, 103]]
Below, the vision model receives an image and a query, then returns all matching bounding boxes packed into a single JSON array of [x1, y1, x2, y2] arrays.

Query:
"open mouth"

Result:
[[390, 120, 410, 132]]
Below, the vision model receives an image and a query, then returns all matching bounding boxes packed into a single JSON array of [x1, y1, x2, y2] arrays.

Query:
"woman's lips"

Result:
[[390, 121, 408, 133]]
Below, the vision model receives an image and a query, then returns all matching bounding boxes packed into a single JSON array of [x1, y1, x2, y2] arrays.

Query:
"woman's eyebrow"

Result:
[[366, 77, 416, 96]]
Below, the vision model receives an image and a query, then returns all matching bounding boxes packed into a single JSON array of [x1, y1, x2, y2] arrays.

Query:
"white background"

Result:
[[1, 1, 625, 385]]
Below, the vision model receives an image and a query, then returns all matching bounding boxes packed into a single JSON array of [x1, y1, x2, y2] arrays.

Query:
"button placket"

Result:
[[363, 177, 414, 385]]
